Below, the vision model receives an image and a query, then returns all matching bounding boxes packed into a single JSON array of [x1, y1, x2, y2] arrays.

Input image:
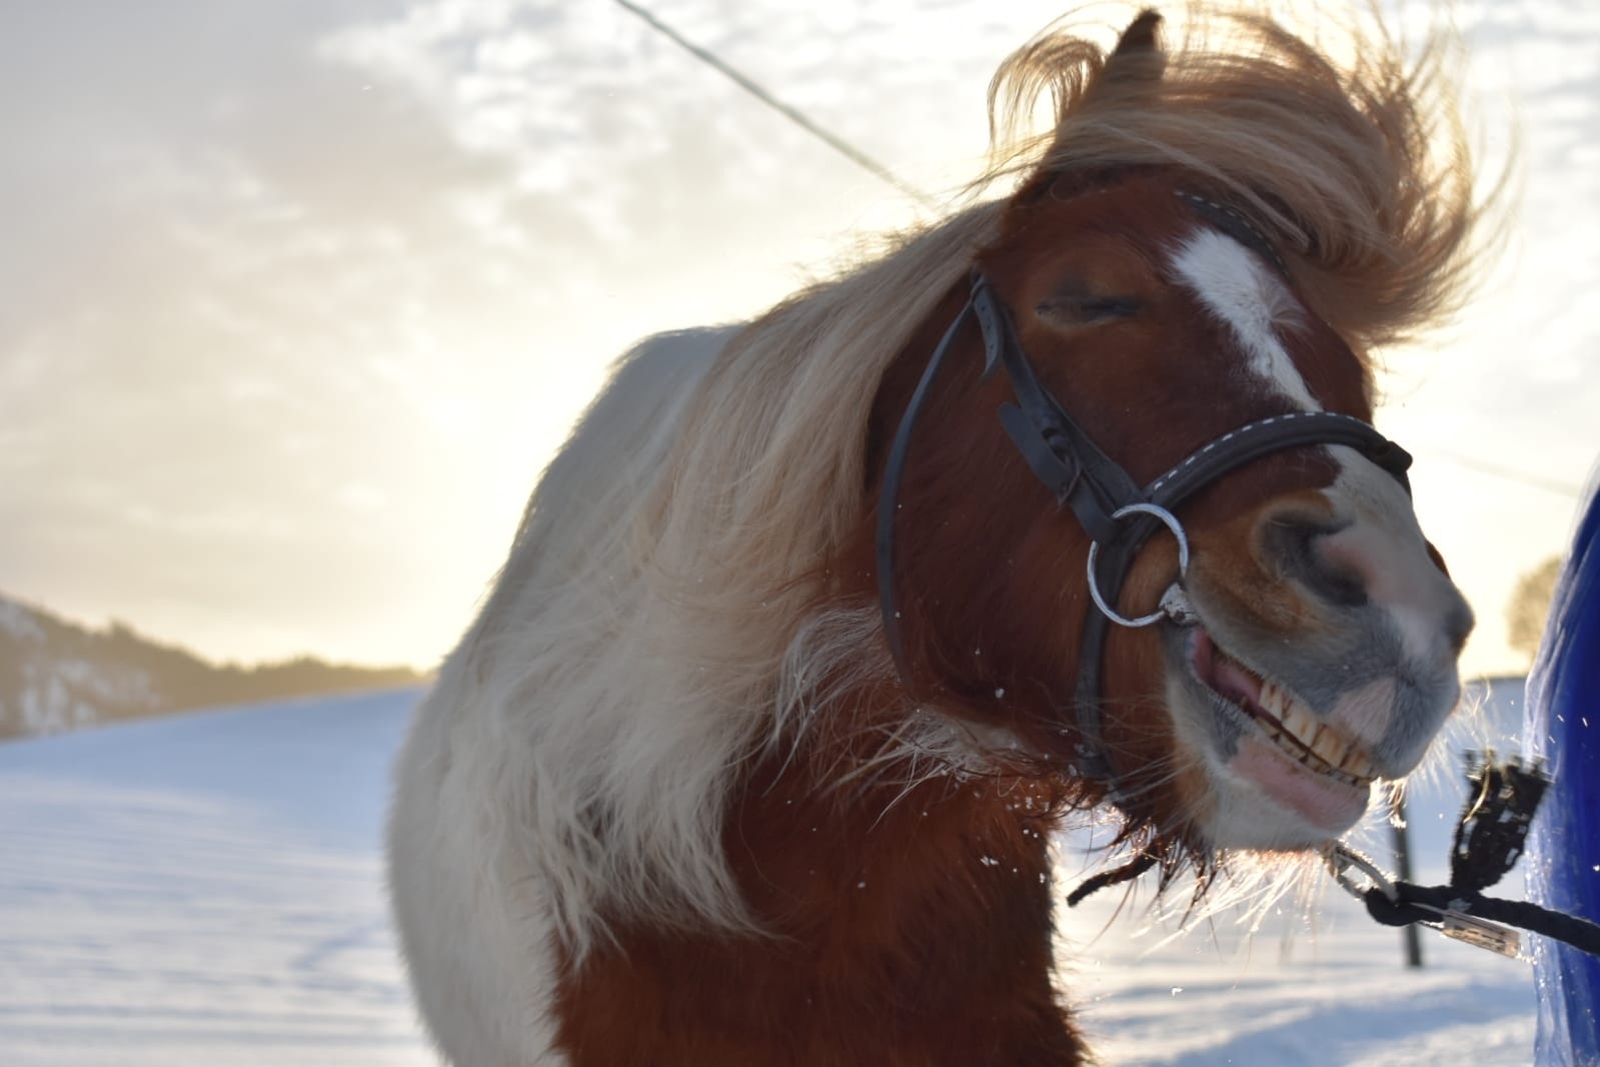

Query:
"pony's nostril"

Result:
[[1261, 515, 1369, 608]]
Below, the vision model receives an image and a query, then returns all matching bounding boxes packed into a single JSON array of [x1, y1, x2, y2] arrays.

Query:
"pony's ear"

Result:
[[1006, 9, 1167, 207], [1099, 10, 1166, 90]]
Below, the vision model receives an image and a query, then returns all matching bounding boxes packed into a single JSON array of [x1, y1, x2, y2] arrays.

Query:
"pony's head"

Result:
[[864, 9, 1484, 865], [620, 5, 1496, 942]]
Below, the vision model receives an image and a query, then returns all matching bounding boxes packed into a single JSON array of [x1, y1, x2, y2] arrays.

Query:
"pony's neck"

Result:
[[555, 744, 1087, 1065]]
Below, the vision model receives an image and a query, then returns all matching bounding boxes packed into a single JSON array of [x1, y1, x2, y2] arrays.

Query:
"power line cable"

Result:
[[609, 0, 939, 210], [1422, 450, 1585, 500]]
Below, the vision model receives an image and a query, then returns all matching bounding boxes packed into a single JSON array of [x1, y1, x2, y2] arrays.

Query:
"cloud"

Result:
[[0, 1, 560, 662]]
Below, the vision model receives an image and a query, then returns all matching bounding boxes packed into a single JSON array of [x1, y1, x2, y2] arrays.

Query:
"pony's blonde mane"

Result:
[[461, 3, 1493, 957], [641, 208, 1001, 705], [987, 4, 1491, 353]]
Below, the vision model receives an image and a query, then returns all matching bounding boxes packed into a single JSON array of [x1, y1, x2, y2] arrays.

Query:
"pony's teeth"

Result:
[[1211, 652, 1376, 783], [1280, 701, 1315, 747], [1260, 683, 1375, 782], [1311, 728, 1346, 767], [1342, 749, 1375, 779]]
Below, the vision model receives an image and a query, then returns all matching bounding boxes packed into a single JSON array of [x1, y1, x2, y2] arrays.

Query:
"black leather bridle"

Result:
[[875, 239, 1415, 791]]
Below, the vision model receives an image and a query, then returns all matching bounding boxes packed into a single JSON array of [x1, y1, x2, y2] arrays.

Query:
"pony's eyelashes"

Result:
[[1034, 292, 1142, 328]]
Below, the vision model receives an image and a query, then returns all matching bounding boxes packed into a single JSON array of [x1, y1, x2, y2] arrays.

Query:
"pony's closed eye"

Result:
[[1035, 272, 1145, 328], [1038, 293, 1142, 326]]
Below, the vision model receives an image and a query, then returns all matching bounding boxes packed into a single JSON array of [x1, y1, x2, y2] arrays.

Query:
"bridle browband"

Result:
[[875, 219, 1415, 793]]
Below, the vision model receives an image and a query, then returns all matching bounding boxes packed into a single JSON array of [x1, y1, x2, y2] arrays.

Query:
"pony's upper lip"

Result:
[[1186, 627, 1377, 785]]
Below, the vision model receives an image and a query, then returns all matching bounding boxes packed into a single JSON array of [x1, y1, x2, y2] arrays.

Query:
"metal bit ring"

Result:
[[1086, 503, 1191, 628]]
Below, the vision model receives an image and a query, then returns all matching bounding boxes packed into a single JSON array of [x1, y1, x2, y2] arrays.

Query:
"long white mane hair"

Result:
[[390, 210, 1000, 973]]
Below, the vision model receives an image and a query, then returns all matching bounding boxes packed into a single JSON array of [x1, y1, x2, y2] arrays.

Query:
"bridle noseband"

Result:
[[876, 256, 1415, 793]]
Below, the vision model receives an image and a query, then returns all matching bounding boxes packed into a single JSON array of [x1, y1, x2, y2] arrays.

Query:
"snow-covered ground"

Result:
[[0, 691, 422, 1066], [0, 682, 1540, 1065]]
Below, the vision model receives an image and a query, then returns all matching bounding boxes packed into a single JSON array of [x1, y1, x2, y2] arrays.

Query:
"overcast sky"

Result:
[[2, 0, 1596, 678]]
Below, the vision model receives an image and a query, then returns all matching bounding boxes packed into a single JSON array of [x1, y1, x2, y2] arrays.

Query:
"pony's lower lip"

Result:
[[1228, 735, 1371, 829]]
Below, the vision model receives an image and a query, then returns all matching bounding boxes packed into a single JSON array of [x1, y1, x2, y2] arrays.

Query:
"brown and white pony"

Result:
[[389, 6, 1488, 1064]]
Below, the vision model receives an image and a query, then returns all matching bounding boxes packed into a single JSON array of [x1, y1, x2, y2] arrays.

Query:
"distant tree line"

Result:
[[1508, 557, 1562, 667], [0, 596, 429, 740], [95, 620, 426, 713]]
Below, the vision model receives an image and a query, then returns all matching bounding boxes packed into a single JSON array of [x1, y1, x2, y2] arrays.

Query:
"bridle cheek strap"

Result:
[[875, 295, 976, 675], [973, 276, 1143, 545], [876, 272, 1414, 789]]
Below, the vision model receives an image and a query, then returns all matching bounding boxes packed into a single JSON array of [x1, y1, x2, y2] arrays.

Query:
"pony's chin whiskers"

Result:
[[1105, 847, 1325, 962]]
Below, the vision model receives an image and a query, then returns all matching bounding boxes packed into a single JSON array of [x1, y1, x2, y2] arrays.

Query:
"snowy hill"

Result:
[[0, 594, 425, 741], [0, 682, 1542, 1065]]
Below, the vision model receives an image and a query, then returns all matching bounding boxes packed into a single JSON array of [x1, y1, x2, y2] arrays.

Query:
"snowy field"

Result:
[[0, 683, 1540, 1065]]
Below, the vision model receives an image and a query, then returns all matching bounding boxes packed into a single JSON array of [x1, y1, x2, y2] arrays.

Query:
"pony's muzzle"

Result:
[[1256, 502, 1474, 657]]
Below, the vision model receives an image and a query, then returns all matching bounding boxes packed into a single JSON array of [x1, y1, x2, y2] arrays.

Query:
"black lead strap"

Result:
[[1331, 755, 1600, 960]]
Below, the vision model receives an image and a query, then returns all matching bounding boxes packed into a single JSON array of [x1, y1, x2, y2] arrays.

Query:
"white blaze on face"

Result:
[[1171, 229, 1319, 412]]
